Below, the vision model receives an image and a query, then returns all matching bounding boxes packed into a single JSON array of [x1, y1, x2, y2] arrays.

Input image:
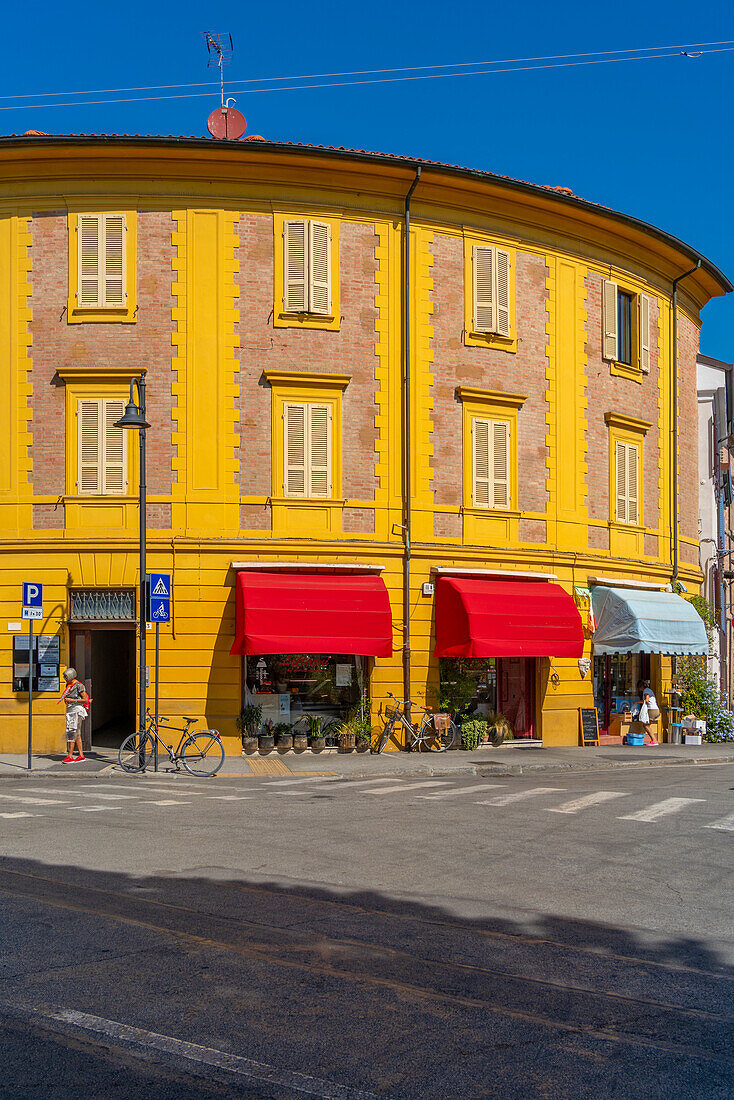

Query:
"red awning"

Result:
[[434, 576, 583, 658], [230, 571, 393, 657]]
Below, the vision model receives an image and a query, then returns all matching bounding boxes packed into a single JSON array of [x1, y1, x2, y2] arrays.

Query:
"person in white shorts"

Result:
[[61, 668, 90, 763]]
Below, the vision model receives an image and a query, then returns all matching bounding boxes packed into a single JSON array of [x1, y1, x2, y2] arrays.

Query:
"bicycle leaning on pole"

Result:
[[374, 691, 458, 753], [119, 710, 224, 777]]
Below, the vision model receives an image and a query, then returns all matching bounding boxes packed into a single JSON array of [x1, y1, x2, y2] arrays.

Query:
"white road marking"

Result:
[[147, 800, 192, 806], [12, 1001, 379, 1099], [547, 791, 627, 814], [366, 781, 450, 795], [0, 795, 69, 806], [71, 806, 122, 813], [416, 784, 504, 800], [203, 795, 252, 801], [477, 787, 565, 806], [0, 812, 37, 818], [619, 797, 706, 823], [703, 812, 734, 833], [63, 792, 139, 801], [264, 776, 342, 787]]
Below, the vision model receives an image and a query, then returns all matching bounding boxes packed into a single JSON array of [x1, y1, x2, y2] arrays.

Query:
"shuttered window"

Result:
[[639, 294, 651, 373], [614, 441, 639, 525], [472, 417, 510, 509], [77, 215, 127, 308], [76, 399, 127, 495], [283, 219, 332, 315], [284, 402, 332, 498], [604, 281, 651, 373], [472, 245, 511, 337], [602, 279, 619, 361]]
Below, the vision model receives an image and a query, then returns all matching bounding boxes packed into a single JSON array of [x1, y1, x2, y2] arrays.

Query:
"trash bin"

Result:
[[669, 722, 682, 745]]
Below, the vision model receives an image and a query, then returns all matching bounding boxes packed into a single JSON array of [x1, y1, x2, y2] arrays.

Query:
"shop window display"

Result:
[[593, 653, 650, 733], [439, 657, 535, 739], [243, 654, 366, 739]]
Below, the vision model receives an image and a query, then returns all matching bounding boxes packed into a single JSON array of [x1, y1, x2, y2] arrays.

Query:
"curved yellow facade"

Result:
[[0, 137, 728, 753]]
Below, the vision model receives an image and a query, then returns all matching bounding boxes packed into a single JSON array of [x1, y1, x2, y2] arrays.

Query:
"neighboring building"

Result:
[[0, 134, 728, 755], [697, 353, 733, 700]]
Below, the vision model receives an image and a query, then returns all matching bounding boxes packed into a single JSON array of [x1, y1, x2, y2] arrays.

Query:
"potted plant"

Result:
[[292, 724, 309, 752], [487, 712, 511, 746], [259, 719, 275, 753], [298, 714, 336, 752], [273, 722, 293, 752], [337, 720, 356, 753], [460, 718, 486, 751], [236, 703, 262, 754]]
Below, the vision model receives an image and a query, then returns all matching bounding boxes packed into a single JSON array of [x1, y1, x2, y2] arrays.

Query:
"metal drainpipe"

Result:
[[671, 259, 702, 589], [403, 166, 422, 723]]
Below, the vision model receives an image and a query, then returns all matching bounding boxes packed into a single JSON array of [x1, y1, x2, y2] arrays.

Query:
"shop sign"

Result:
[[70, 589, 136, 622], [335, 663, 353, 687]]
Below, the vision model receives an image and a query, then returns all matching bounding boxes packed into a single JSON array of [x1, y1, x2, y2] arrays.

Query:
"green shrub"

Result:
[[236, 704, 262, 737], [460, 718, 487, 751]]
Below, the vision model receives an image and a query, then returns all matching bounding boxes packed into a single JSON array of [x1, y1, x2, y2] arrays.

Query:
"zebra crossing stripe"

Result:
[[619, 797, 705, 823], [366, 781, 450, 796], [547, 791, 627, 814], [416, 784, 504, 801], [0, 795, 69, 806], [476, 787, 565, 806], [0, 812, 37, 818], [703, 812, 734, 833]]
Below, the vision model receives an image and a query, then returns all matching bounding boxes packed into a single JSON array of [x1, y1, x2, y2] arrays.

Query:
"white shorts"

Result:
[[66, 706, 86, 735]]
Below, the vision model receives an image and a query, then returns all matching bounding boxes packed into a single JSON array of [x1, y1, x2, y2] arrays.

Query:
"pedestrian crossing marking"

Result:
[[203, 795, 251, 801], [64, 792, 138, 801], [72, 806, 122, 813], [619, 797, 706, 823], [366, 781, 450, 795], [0, 795, 69, 806], [703, 812, 734, 833], [477, 787, 565, 806], [547, 792, 627, 815], [265, 776, 342, 787], [416, 784, 504, 801], [148, 800, 192, 806], [0, 812, 37, 818]]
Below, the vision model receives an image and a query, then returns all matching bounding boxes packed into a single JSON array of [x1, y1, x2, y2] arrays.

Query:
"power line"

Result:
[[0, 38, 731, 106], [0, 43, 731, 113]]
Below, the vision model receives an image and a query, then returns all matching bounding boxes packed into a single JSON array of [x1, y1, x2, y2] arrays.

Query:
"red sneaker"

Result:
[[62, 755, 74, 763], [72, 756, 86, 763]]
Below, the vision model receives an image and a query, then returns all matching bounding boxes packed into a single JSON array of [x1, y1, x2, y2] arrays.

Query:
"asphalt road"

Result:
[[1, 763, 733, 1098]]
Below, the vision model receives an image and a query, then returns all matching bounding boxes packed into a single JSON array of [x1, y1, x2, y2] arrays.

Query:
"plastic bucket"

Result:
[[627, 732, 645, 746]]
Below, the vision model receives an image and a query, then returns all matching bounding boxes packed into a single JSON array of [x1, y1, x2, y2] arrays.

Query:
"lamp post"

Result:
[[115, 377, 150, 753]]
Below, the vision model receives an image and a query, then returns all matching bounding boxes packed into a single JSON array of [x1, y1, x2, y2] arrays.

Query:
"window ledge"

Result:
[[63, 494, 130, 503], [68, 306, 136, 325], [271, 496, 345, 507], [462, 506, 520, 519], [464, 329, 517, 352], [274, 311, 340, 332], [609, 520, 646, 533], [610, 360, 644, 383]]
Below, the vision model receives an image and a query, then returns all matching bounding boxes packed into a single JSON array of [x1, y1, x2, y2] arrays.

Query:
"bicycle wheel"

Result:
[[424, 717, 459, 752], [180, 731, 224, 777], [376, 716, 396, 754], [119, 732, 155, 773], [439, 719, 459, 752]]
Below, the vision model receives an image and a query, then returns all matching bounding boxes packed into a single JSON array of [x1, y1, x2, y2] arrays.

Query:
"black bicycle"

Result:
[[119, 711, 224, 777]]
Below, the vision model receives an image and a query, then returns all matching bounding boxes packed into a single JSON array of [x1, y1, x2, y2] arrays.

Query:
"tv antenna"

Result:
[[204, 31, 234, 108]]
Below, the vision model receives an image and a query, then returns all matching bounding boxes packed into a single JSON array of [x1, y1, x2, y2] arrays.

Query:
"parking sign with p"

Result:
[[22, 582, 43, 620]]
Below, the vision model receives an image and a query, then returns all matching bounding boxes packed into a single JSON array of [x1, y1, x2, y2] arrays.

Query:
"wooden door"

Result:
[[499, 657, 535, 738]]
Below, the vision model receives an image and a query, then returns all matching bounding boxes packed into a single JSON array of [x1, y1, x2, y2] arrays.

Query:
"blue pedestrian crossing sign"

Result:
[[22, 582, 43, 620], [148, 573, 171, 624]]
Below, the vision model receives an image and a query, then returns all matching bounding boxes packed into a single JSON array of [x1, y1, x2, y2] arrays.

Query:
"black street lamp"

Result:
[[115, 377, 150, 753]]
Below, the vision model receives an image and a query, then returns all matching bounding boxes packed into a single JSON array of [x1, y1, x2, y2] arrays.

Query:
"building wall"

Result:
[[0, 144, 719, 753]]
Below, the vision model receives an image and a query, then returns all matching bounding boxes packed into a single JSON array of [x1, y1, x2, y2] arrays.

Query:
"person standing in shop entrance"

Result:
[[60, 667, 90, 763], [640, 680, 660, 745]]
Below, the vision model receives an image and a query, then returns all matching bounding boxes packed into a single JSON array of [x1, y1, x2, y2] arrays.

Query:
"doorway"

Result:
[[499, 657, 536, 738], [69, 627, 136, 750]]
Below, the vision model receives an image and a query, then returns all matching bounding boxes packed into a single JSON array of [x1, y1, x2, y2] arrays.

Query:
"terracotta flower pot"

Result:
[[293, 733, 308, 752], [258, 735, 275, 753], [241, 736, 258, 755], [277, 734, 293, 752], [355, 738, 370, 753], [310, 737, 326, 752], [338, 733, 355, 753]]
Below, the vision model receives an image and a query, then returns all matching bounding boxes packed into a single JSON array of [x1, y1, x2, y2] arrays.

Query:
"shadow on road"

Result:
[[0, 855, 733, 1098]]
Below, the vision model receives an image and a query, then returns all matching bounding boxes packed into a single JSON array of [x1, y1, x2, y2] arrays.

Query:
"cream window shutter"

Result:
[[78, 215, 102, 307], [615, 441, 627, 522], [77, 399, 102, 494], [308, 221, 331, 315], [495, 249, 511, 337], [472, 418, 491, 506], [626, 443, 639, 525], [102, 399, 126, 494], [102, 215, 126, 307], [491, 420, 510, 508], [639, 294, 651, 373], [284, 403, 307, 496], [473, 246, 495, 333], [283, 220, 307, 312], [603, 279, 619, 360], [308, 404, 331, 497]]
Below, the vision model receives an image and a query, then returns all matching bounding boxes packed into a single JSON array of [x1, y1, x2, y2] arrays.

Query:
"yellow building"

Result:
[[0, 135, 728, 755]]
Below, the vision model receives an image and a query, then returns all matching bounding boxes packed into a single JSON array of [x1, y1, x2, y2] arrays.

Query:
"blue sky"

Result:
[[3, 1, 732, 358]]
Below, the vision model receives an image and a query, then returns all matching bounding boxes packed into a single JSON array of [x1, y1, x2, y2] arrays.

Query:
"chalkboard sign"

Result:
[[580, 708, 599, 746]]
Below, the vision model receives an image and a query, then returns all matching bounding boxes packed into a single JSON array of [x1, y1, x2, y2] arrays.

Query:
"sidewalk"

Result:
[[2, 742, 734, 779]]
